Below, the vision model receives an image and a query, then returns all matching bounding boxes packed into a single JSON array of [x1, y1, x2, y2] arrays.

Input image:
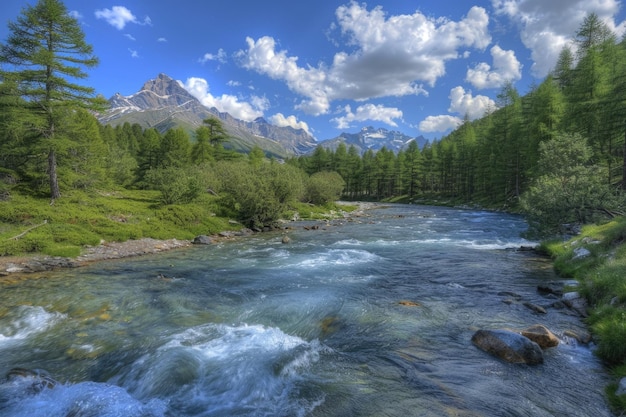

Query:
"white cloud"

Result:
[[128, 48, 139, 58], [448, 86, 496, 119], [268, 113, 311, 134], [183, 77, 265, 122], [492, 0, 626, 77], [418, 86, 495, 133], [157, 37, 167, 42], [331, 103, 403, 129], [227, 80, 241, 87], [124, 33, 136, 41], [419, 115, 463, 133], [237, 4, 491, 115], [199, 49, 227, 64], [69, 10, 83, 20], [95, 6, 151, 30], [466, 45, 522, 89]]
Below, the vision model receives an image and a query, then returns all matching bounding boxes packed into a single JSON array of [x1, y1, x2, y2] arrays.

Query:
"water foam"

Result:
[[0, 380, 166, 417], [297, 248, 380, 268], [0, 306, 65, 346], [117, 323, 326, 416]]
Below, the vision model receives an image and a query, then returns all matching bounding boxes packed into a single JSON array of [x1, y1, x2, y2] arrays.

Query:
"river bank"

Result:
[[0, 202, 375, 276]]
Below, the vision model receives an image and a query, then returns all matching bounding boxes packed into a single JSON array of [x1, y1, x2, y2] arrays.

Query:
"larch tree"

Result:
[[0, 0, 104, 202]]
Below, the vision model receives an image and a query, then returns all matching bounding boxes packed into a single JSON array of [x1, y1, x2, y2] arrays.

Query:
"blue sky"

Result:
[[2, 1, 626, 142]]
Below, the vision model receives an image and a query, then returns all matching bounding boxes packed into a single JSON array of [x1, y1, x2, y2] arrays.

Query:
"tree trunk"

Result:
[[623, 123, 626, 191], [48, 149, 61, 201]]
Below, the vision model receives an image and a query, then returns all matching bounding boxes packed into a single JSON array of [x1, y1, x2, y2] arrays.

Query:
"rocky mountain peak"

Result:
[[99, 73, 318, 157]]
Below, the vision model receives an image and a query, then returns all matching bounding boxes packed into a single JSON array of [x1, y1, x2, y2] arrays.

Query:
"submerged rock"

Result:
[[471, 329, 544, 365], [523, 301, 547, 314], [398, 300, 421, 307]]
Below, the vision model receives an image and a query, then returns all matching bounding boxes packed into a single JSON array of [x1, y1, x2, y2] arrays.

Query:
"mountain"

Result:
[[317, 126, 429, 155], [98, 73, 317, 158]]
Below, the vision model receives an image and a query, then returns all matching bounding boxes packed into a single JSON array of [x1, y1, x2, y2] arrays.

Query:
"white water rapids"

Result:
[[0, 204, 613, 416]]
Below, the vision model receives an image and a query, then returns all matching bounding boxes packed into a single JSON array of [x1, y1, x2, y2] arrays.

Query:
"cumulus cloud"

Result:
[[237, 3, 491, 115], [419, 115, 463, 133], [199, 49, 227, 64], [182, 77, 266, 122], [69, 10, 83, 20], [268, 113, 311, 134], [492, 0, 626, 77], [418, 86, 495, 133], [331, 104, 403, 129], [466, 45, 522, 89], [95, 6, 151, 30], [157, 37, 167, 42], [448, 86, 496, 119]]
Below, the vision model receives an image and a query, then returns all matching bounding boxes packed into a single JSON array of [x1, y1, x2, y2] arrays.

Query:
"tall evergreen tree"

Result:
[[0, 0, 104, 201]]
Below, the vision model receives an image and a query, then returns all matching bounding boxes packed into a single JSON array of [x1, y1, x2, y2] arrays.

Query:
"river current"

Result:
[[0, 204, 612, 416]]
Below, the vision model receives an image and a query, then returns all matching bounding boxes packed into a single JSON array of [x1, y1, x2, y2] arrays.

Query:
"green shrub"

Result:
[[590, 306, 626, 364], [304, 171, 345, 205], [145, 167, 202, 205]]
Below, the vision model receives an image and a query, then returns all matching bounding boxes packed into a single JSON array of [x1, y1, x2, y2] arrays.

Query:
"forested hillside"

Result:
[[291, 13, 626, 236]]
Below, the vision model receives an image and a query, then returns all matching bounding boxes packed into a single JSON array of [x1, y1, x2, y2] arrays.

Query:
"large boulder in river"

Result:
[[472, 329, 544, 365], [519, 324, 559, 348]]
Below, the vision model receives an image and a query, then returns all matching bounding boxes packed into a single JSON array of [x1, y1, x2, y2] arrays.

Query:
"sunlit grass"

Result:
[[0, 189, 238, 256]]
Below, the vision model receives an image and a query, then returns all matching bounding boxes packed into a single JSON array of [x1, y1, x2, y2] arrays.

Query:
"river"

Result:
[[0, 204, 612, 416]]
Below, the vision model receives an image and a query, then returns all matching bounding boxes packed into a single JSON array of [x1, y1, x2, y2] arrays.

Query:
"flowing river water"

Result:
[[0, 204, 613, 416]]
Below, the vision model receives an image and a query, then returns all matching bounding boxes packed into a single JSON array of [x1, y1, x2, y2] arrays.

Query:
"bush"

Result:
[[144, 167, 202, 205], [215, 161, 305, 228], [304, 171, 345, 205]]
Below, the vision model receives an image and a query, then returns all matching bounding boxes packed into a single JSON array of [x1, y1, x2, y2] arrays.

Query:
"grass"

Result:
[[0, 188, 237, 257], [0, 189, 357, 258], [542, 217, 626, 412]]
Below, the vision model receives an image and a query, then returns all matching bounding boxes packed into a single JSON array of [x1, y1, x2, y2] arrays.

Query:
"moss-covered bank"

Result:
[[540, 217, 626, 413]]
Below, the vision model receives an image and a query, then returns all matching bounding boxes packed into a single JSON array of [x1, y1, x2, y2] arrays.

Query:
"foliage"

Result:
[[541, 218, 626, 411], [215, 161, 305, 228], [520, 133, 622, 236], [144, 166, 202, 205], [304, 171, 346, 205], [0, 189, 236, 256], [0, 0, 106, 201]]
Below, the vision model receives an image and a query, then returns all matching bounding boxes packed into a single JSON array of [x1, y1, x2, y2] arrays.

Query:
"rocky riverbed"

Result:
[[0, 238, 192, 275]]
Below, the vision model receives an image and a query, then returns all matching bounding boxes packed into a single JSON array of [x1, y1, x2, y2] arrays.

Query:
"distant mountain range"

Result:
[[98, 73, 428, 157], [319, 126, 428, 155]]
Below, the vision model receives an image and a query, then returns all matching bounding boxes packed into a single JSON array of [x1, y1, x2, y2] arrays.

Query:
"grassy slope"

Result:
[[0, 189, 238, 258], [540, 217, 626, 412], [0, 189, 355, 259]]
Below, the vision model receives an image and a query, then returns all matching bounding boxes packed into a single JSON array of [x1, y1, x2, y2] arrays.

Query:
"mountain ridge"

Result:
[[98, 73, 427, 157]]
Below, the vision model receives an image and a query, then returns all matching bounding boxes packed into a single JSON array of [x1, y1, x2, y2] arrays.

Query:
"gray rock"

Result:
[[192, 235, 213, 245], [472, 329, 544, 365], [523, 302, 547, 314], [573, 247, 591, 259], [562, 291, 581, 301]]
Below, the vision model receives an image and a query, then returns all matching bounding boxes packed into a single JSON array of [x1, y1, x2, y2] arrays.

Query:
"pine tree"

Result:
[[0, 0, 105, 201]]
